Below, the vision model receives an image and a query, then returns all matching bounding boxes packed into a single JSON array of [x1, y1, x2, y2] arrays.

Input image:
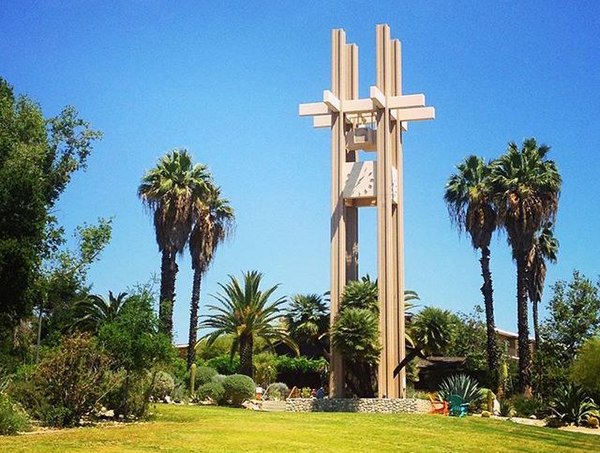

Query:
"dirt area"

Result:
[[486, 415, 600, 436]]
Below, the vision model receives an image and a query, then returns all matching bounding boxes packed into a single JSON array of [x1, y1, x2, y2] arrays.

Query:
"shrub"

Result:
[[499, 399, 515, 417], [212, 374, 226, 385], [206, 355, 240, 375], [151, 371, 175, 400], [194, 366, 218, 387], [512, 395, 546, 418], [98, 293, 173, 418], [0, 392, 30, 435], [265, 382, 290, 401], [438, 374, 480, 405], [274, 356, 328, 374], [104, 372, 151, 419], [588, 416, 599, 428], [300, 387, 312, 398], [196, 382, 225, 404], [571, 337, 600, 394], [222, 374, 255, 406], [549, 383, 598, 426], [253, 352, 278, 387], [35, 333, 114, 427], [545, 415, 563, 428]]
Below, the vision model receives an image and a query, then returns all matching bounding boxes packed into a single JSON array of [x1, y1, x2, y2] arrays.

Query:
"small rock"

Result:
[[529, 415, 537, 420]]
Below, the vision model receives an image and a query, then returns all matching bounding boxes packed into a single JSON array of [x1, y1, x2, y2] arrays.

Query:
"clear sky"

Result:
[[1, 1, 599, 343]]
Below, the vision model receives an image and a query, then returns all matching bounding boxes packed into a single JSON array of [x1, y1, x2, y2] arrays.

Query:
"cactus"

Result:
[[487, 389, 494, 412], [190, 363, 197, 395]]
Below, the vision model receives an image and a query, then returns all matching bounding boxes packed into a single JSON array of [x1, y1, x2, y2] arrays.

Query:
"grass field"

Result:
[[1, 404, 599, 452]]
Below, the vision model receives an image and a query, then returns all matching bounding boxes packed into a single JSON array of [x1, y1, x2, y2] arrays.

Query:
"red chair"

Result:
[[428, 394, 449, 415]]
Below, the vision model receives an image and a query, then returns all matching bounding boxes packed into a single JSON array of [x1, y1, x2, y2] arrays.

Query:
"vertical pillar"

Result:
[[345, 43, 359, 282], [329, 29, 347, 398], [376, 24, 404, 398], [392, 39, 406, 398], [330, 32, 360, 398]]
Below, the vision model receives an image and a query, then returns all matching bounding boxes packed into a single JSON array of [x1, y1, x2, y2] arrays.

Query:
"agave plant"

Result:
[[549, 383, 599, 426], [438, 374, 481, 404]]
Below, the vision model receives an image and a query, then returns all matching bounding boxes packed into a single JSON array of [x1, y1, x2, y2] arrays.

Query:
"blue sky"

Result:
[[1, 1, 599, 343]]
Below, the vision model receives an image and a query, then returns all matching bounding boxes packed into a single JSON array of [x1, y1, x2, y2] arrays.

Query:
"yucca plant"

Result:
[[499, 399, 515, 417], [549, 383, 599, 426], [438, 374, 481, 405]]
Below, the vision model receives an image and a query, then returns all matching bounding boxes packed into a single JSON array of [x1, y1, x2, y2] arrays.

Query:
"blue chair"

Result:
[[448, 394, 469, 417]]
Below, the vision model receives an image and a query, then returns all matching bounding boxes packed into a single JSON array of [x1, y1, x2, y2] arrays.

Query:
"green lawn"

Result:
[[1, 404, 599, 452]]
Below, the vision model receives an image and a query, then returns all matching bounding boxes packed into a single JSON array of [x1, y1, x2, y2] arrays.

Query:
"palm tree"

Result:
[[72, 291, 129, 332], [285, 293, 329, 358], [330, 277, 421, 396], [527, 223, 559, 345], [138, 149, 210, 338], [200, 271, 298, 377], [445, 155, 499, 375], [393, 306, 457, 377], [186, 185, 235, 368], [490, 138, 561, 393]]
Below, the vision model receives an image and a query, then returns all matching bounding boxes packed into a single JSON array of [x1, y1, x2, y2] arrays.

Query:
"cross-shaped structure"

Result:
[[299, 24, 435, 398]]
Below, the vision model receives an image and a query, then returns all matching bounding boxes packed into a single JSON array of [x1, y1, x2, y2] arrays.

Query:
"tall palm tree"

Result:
[[201, 271, 298, 377], [527, 223, 559, 345], [444, 155, 499, 375], [138, 149, 210, 338], [186, 184, 235, 368], [71, 291, 129, 332], [490, 138, 561, 393]]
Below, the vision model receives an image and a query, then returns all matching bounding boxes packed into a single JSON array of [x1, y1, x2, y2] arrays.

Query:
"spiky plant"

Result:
[[438, 374, 481, 404]]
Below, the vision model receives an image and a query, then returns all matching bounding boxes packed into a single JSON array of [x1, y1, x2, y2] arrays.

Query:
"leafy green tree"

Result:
[[527, 223, 559, 345], [187, 184, 234, 368], [35, 218, 112, 350], [284, 293, 329, 358], [71, 291, 130, 333], [97, 288, 173, 417], [490, 138, 561, 393], [570, 337, 600, 396], [446, 306, 489, 372], [138, 149, 210, 338], [201, 271, 298, 377], [535, 271, 600, 398], [445, 155, 499, 374], [0, 78, 101, 336]]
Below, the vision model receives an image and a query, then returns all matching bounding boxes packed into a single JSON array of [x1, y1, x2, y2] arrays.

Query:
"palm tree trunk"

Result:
[[516, 254, 532, 396], [159, 250, 178, 339], [187, 269, 202, 369], [239, 335, 254, 378], [479, 246, 499, 377], [532, 300, 540, 348], [393, 348, 422, 378]]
